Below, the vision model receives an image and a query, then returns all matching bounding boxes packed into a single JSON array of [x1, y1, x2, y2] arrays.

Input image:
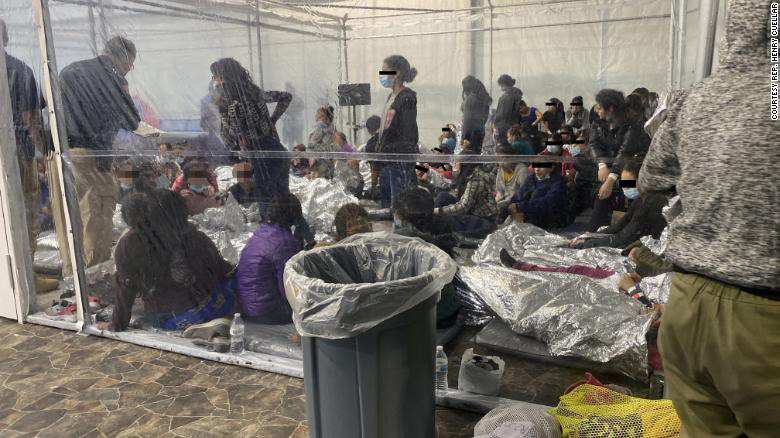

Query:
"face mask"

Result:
[[623, 188, 640, 199], [155, 175, 171, 189], [536, 173, 551, 181], [546, 145, 561, 154], [189, 184, 209, 194], [393, 216, 404, 231], [379, 74, 394, 89], [175, 157, 185, 166], [500, 85, 510, 92], [567, 145, 582, 157], [317, 121, 327, 129]]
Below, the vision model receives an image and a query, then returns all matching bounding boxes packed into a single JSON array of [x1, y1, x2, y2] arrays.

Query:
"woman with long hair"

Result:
[[461, 75, 492, 154], [210, 58, 291, 209], [376, 54, 419, 209], [104, 189, 236, 332]]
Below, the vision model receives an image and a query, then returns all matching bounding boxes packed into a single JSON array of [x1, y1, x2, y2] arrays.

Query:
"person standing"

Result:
[[210, 58, 291, 210], [460, 75, 491, 154], [493, 74, 523, 147], [281, 82, 304, 147], [2, 19, 45, 252], [60, 36, 140, 269], [376, 54, 419, 209], [639, 1, 780, 436]]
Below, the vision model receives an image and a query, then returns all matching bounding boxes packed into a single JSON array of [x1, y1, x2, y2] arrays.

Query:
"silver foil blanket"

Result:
[[460, 223, 661, 378], [289, 175, 358, 241], [190, 195, 254, 266]]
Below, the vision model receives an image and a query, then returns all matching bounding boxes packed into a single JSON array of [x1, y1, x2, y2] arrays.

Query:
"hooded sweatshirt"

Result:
[[494, 86, 524, 130], [639, 0, 779, 294]]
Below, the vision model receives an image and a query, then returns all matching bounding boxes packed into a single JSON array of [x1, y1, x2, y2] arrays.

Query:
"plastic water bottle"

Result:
[[229, 313, 245, 354], [435, 345, 449, 393]]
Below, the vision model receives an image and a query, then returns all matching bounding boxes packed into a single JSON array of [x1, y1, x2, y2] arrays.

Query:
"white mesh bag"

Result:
[[473, 402, 562, 438]]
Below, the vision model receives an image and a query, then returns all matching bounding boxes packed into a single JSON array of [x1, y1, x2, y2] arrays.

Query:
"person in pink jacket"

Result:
[[178, 160, 225, 215]]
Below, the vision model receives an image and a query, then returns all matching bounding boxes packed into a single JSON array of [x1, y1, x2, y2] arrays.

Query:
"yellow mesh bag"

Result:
[[549, 384, 681, 438]]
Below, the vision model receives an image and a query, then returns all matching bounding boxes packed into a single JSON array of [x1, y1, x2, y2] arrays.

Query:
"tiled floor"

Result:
[[0, 319, 649, 437], [0, 319, 481, 437]]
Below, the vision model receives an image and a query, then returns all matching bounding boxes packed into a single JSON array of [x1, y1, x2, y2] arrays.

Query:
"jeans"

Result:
[[148, 277, 238, 331], [379, 163, 417, 209]]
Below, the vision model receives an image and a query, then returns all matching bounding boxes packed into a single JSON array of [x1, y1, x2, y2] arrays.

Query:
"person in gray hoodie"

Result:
[[493, 74, 524, 146], [638, 1, 780, 436], [461, 75, 492, 154]]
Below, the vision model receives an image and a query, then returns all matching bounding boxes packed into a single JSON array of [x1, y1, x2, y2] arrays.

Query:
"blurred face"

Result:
[[186, 166, 210, 189], [533, 166, 554, 178], [113, 52, 135, 77], [560, 131, 572, 143], [116, 163, 135, 188], [570, 104, 581, 113], [211, 73, 223, 85], [546, 104, 556, 113], [620, 170, 638, 187], [234, 162, 253, 186]]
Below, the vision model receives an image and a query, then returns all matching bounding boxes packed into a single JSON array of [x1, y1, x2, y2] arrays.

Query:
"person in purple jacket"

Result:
[[236, 192, 303, 324]]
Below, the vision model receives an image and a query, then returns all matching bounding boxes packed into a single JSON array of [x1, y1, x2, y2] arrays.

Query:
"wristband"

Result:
[[598, 163, 607, 169], [627, 285, 652, 308], [608, 173, 618, 181]]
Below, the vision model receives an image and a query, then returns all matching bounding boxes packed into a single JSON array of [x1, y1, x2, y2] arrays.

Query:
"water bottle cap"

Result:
[[436, 346, 443, 351]]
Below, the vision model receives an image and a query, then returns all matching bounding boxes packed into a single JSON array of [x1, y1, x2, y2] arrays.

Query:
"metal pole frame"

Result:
[[488, 0, 494, 97], [0, 43, 35, 323], [247, 11, 254, 77], [33, 0, 92, 330], [694, 0, 719, 81], [255, 6, 264, 89], [674, 0, 688, 89]]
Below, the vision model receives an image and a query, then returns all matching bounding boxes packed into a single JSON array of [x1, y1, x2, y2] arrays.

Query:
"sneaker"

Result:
[[192, 336, 230, 353], [499, 248, 518, 268], [182, 318, 231, 341]]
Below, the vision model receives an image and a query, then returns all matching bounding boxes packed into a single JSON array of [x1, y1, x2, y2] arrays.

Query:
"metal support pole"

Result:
[[97, 0, 108, 43], [488, 0, 494, 96], [674, 0, 688, 89], [0, 45, 34, 322], [255, 7, 264, 88], [596, 6, 609, 90], [33, 0, 91, 330], [340, 17, 358, 145], [695, 0, 719, 81], [87, 1, 97, 54], [247, 12, 254, 77], [669, 0, 677, 90]]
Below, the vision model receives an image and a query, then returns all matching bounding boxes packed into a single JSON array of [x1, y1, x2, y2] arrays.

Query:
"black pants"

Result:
[[462, 127, 485, 154], [587, 186, 625, 232]]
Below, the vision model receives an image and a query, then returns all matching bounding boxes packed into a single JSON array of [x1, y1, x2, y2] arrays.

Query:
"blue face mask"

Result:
[[379, 74, 395, 89], [393, 216, 404, 230], [156, 175, 171, 189], [546, 145, 561, 154], [567, 145, 582, 157], [189, 184, 209, 195], [623, 188, 640, 199]]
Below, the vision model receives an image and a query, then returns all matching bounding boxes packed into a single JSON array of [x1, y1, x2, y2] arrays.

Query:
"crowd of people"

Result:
[[3, 0, 778, 434]]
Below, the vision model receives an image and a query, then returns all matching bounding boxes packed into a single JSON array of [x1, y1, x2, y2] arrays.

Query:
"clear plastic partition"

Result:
[[3, 0, 692, 374]]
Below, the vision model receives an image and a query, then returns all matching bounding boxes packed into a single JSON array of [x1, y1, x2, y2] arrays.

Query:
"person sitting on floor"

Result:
[[101, 189, 237, 333], [434, 141, 499, 238], [236, 192, 303, 325], [507, 161, 568, 230], [393, 188, 461, 327], [291, 144, 310, 178], [568, 158, 667, 249], [507, 124, 534, 156], [317, 203, 373, 247], [179, 159, 226, 215], [170, 157, 218, 193], [228, 161, 258, 207], [494, 143, 528, 220]]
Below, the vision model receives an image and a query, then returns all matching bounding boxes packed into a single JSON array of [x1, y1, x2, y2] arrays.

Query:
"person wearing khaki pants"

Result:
[[67, 148, 118, 267], [58, 36, 140, 273]]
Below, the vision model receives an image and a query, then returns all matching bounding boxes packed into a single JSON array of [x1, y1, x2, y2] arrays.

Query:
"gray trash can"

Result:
[[284, 232, 458, 438]]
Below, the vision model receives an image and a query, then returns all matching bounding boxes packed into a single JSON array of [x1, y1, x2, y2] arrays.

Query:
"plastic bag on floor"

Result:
[[549, 384, 681, 437], [473, 402, 562, 438], [284, 232, 457, 339], [457, 348, 505, 396]]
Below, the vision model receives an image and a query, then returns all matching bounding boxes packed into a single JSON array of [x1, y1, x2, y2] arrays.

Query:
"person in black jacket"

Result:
[[362, 115, 382, 198], [461, 75, 491, 154], [60, 36, 140, 269], [508, 163, 568, 230], [587, 88, 650, 231], [377, 55, 419, 209], [570, 158, 666, 249], [493, 74, 523, 147]]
